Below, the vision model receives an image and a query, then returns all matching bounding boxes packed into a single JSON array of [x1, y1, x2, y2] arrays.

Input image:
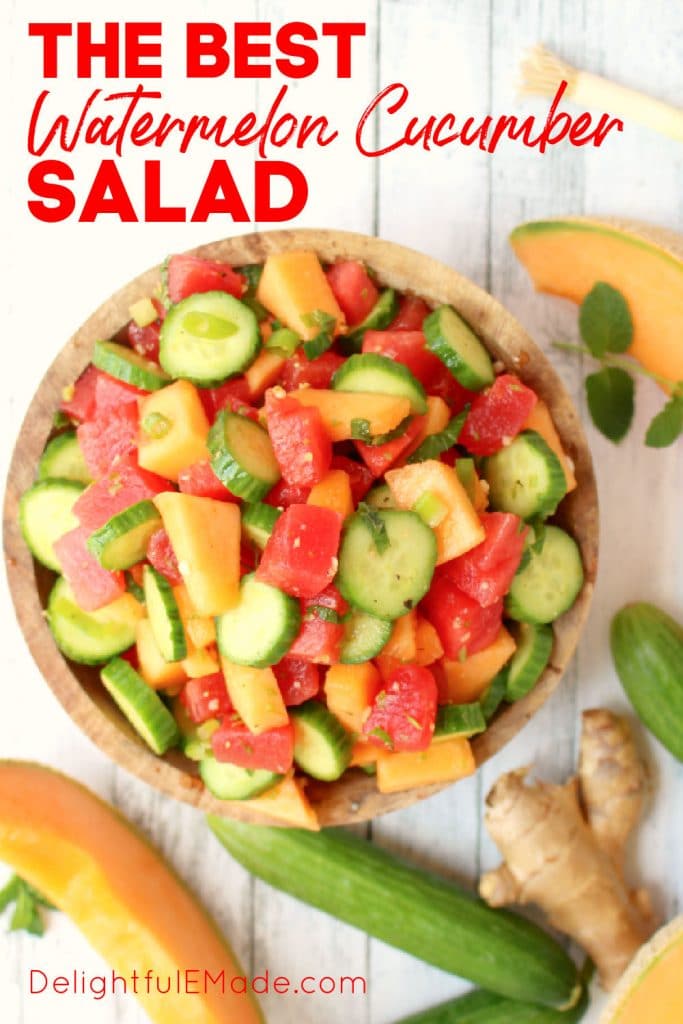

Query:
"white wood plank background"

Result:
[[0, 1, 681, 1022]]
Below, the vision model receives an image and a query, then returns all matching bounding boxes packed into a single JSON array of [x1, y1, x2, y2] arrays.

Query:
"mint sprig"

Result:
[[357, 501, 390, 554], [553, 282, 683, 447], [0, 875, 55, 937]]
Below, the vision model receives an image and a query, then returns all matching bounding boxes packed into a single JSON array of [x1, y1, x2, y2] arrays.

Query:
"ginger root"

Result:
[[479, 709, 653, 991]]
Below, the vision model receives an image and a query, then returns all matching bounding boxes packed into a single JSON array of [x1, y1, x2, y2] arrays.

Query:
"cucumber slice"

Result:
[[506, 526, 584, 625], [47, 577, 142, 665], [340, 609, 393, 664], [479, 670, 508, 721], [180, 719, 220, 761], [87, 500, 162, 570], [100, 657, 180, 755], [337, 508, 437, 620], [159, 291, 260, 385], [364, 483, 396, 510], [125, 571, 146, 603], [290, 700, 352, 781], [505, 623, 554, 701], [216, 573, 301, 668], [241, 502, 282, 550], [332, 353, 427, 415], [19, 479, 84, 571], [143, 565, 187, 662], [434, 702, 487, 738], [340, 288, 398, 353], [208, 410, 280, 501], [38, 431, 92, 484], [484, 431, 568, 520], [92, 339, 170, 391], [199, 756, 282, 800], [423, 305, 494, 391]]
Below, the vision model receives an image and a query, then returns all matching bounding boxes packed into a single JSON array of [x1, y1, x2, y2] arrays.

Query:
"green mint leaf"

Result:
[[301, 309, 336, 332], [305, 605, 341, 624], [52, 410, 71, 430], [9, 883, 44, 937], [350, 416, 412, 446], [369, 727, 394, 750], [0, 876, 21, 913], [579, 282, 633, 356], [237, 264, 263, 293], [303, 331, 334, 361], [645, 392, 683, 448], [585, 367, 635, 442], [350, 417, 373, 443], [23, 884, 56, 911], [407, 408, 469, 463], [357, 501, 390, 554]]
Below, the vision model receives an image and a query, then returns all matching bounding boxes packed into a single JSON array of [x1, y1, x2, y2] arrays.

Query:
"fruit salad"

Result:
[[19, 247, 584, 818]]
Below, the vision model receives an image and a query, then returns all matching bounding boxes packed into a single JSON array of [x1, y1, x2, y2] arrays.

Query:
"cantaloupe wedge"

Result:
[[0, 761, 263, 1024], [511, 217, 683, 391], [244, 349, 287, 399], [139, 380, 210, 481], [290, 388, 411, 442], [154, 493, 240, 617], [307, 468, 354, 517], [174, 583, 217, 649], [256, 251, 345, 340], [438, 628, 516, 703], [182, 645, 221, 678], [324, 662, 381, 733], [382, 610, 418, 661], [236, 772, 319, 831], [414, 615, 444, 666], [522, 400, 577, 492], [136, 619, 187, 690], [349, 740, 391, 767], [385, 459, 485, 563], [220, 657, 289, 734], [600, 915, 683, 1024], [376, 737, 475, 793]]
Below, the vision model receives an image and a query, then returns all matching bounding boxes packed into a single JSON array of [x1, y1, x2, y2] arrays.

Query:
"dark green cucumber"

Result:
[[484, 431, 567, 520], [506, 526, 584, 625], [159, 290, 260, 385], [208, 409, 280, 501], [394, 980, 589, 1023], [19, 479, 84, 571], [434, 702, 487, 738], [340, 609, 393, 663], [423, 305, 494, 391], [199, 756, 282, 800], [611, 602, 683, 761], [87, 500, 162, 570], [290, 700, 352, 781], [216, 573, 301, 668], [207, 821, 581, 1009], [47, 577, 141, 665], [92, 340, 170, 391], [506, 623, 554, 701], [241, 502, 282, 550], [100, 658, 180, 755], [479, 671, 508, 721], [143, 565, 187, 662], [340, 288, 398, 353], [337, 508, 437, 620], [38, 431, 91, 484], [332, 352, 427, 414]]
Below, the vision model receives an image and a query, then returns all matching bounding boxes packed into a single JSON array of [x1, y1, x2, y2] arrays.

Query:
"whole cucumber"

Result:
[[611, 602, 683, 761], [208, 818, 580, 1010], [395, 980, 589, 1023]]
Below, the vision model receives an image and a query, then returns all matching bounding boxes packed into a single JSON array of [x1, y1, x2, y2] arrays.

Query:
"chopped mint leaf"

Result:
[[357, 501, 390, 555]]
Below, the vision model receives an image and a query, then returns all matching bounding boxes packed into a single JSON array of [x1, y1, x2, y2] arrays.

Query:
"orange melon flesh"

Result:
[[256, 251, 345, 340], [511, 218, 683, 390], [414, 616, 444, 666], [139, 380, 210, 481], [240, 772, 320, 830], [438, 627, 516, 703], [290, 388, 411, 442], [324, 662, 381, 733], [220, 657, 289, 734], [376, 737, 475, 793], [0, 761, 262, 1024], [244, 349, 287, 399], [601, 915, 683, 1024], [307, 468, 354, 518], [136, 619, 187, 690], [383, 610, 418, 661]]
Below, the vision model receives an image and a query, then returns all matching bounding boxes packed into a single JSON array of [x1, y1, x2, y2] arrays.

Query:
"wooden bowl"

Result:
[[3, 229, 598, 827]]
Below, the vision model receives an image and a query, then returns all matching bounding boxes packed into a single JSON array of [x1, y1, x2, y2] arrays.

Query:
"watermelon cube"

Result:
[[77, 403, 139, 477], [73, 458, 171, 531], [53, 526, 125, 611]]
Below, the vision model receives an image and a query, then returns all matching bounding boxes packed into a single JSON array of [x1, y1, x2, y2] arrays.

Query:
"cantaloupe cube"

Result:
[[385, 459, 485, 563], [244, 771, 320, 830], [173, 584, 216, 649], [376, 737, 475, 793], [438, 627, 516, 703], [139, 380, 210, 482], [290, 389, 411, 442], [307, 469, 354, 518], [414, 616, 444, 666], [256, 251, 345, 340], [182, 646, 221, 678], [382, 610, 417, 661], [324, 662, 381, 733], [154, 493, 240, 617], [349, 740, 392, 767], [245, 350, 287, 399], [136, 619, 187, 690], [522, 400, 577, 492], [220, 657, 289, 734]]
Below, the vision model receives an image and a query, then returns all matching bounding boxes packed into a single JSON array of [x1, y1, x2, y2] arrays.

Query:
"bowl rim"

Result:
[[3, 227, 598, 827]]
